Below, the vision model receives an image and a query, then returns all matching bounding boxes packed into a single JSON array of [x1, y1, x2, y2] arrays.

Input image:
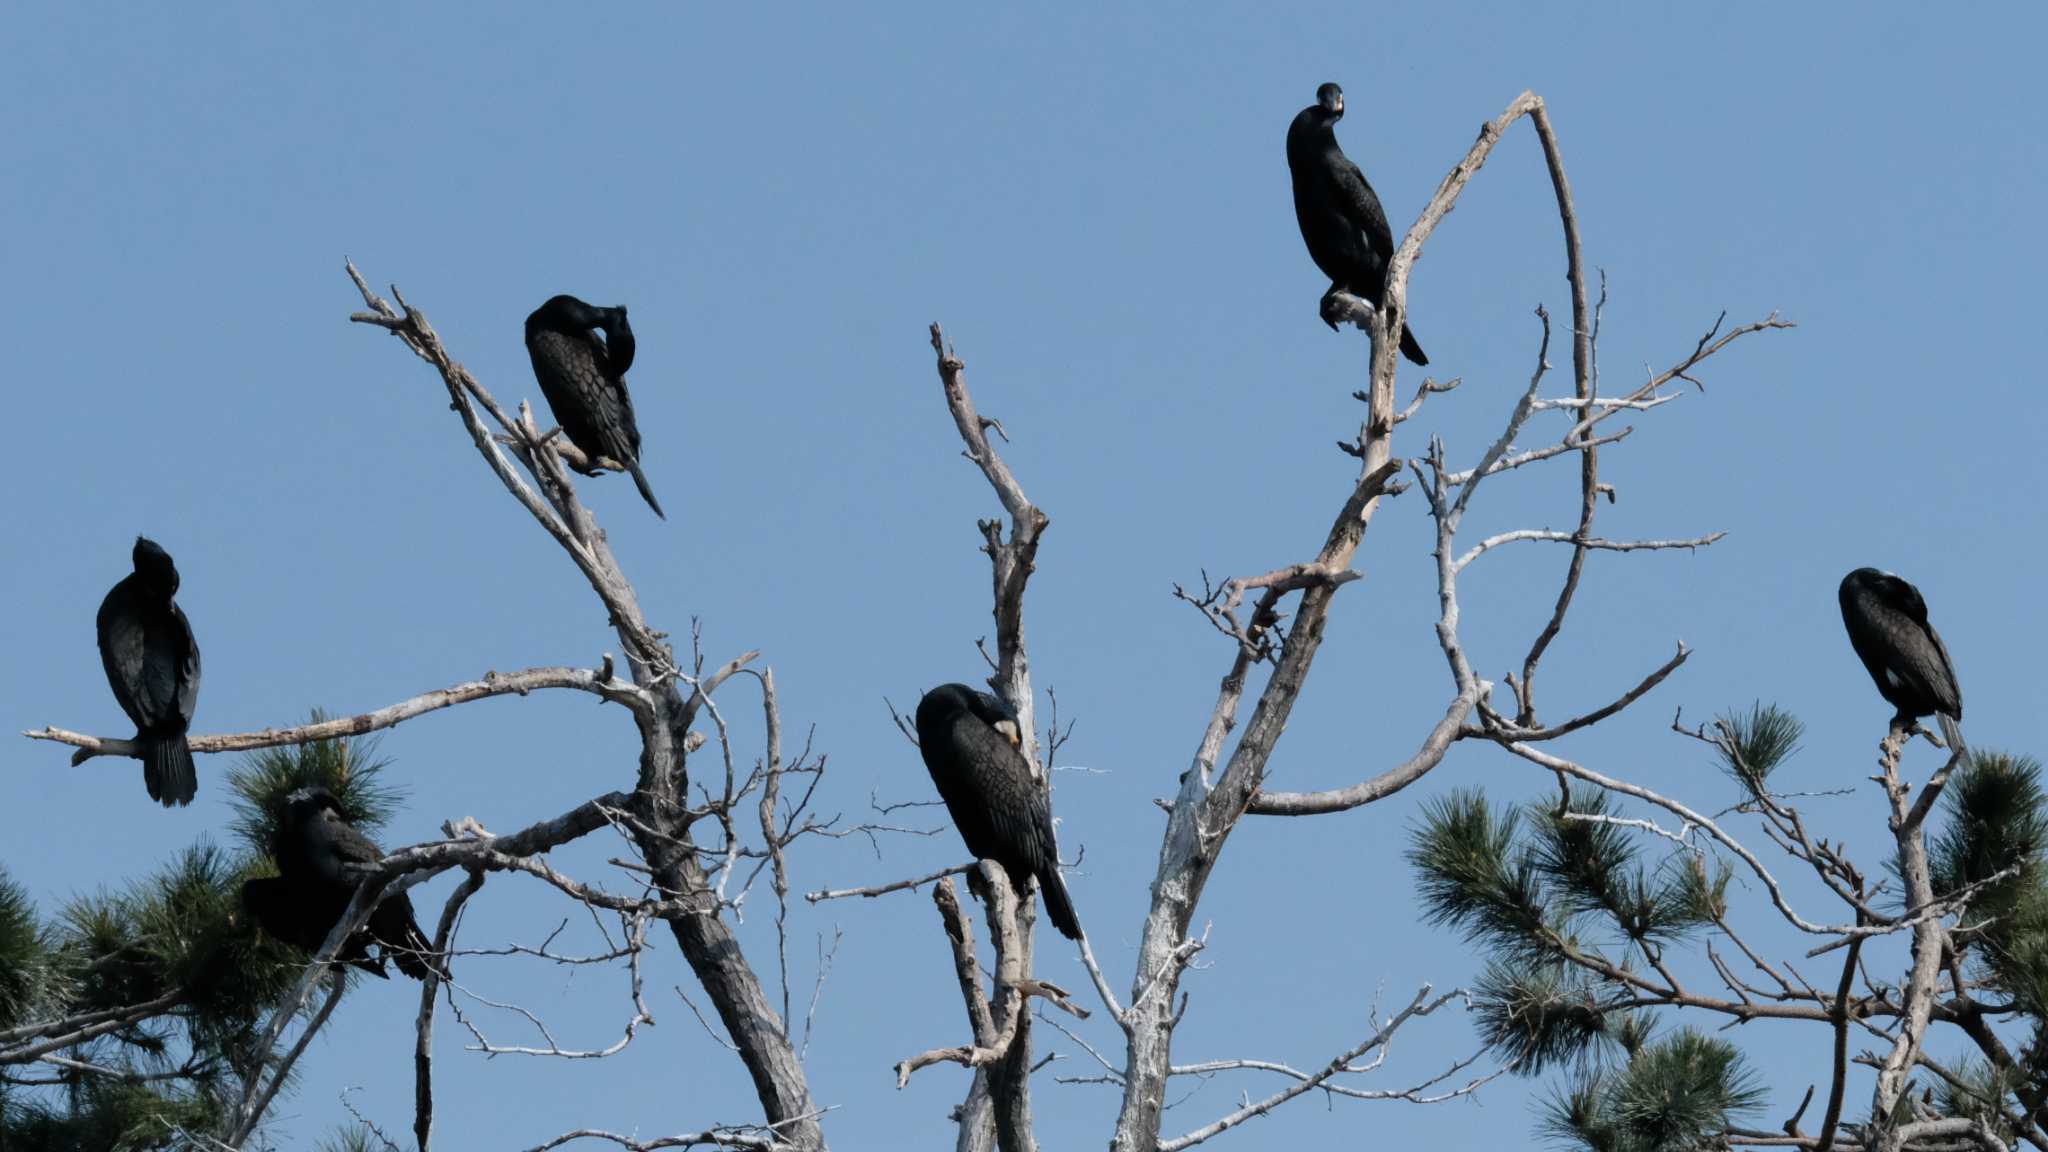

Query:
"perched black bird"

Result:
[[915, 684, 1082, 940], [96, 537, 201, 806], [269, 787, 441, 981], [1839, 568, 1965, 753], [1286, 82, 1428, 365], [240, 874, 390, 978], [524, 294, 664, 519]]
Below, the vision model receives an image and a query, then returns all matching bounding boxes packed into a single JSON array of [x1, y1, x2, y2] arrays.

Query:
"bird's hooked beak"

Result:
[[1315, 83, 1345, 118], [993, 719, 1022, 749]]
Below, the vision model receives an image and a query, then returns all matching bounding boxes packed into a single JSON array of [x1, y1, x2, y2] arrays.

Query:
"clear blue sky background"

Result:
[[4, 5, 2044, 1149]]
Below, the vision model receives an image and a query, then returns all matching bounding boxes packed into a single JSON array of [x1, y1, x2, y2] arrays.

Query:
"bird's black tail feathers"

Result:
[[628, 461, 666, 520], [344, 946, 390, 979], [388, 917, 446, 983], [142, 733, 197, 807], [1037, 868, 1083, 941], [1399, 324, 1428, 366]]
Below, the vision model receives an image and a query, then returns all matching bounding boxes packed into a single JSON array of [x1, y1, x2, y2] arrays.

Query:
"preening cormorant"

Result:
[[96, 537, 201, 806], [1286, 82, 1428, 365], [915, 683, 1082, 940], [1839, 568, 1965, 753], [267, 787, 440, 981], [524, 294, 664, 519]]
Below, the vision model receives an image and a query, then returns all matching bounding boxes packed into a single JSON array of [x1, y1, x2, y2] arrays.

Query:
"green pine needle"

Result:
[[1410, 790, 1555, 961], [1713, 703, 1804, 798], [1541, 1028, 1762, 1151], [224, 713, 403, 859], [1475, 960, 1622, 1075]]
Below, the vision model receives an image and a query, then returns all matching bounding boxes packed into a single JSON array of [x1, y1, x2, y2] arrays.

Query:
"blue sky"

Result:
[[4, 4, 2045, 1149]]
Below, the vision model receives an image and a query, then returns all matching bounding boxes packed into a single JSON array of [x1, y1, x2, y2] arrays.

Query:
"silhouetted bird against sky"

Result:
[[270, 787, 440, 980], [96, 537, 201, 806], [1287, 82, 1428, 365], [915, 683, 1082, 940], [524, 294, 664, 519], [1839, 568, 1965, 754]]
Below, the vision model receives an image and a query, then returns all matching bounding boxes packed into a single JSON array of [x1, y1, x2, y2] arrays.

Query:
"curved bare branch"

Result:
[[26, 664, 650, 767]]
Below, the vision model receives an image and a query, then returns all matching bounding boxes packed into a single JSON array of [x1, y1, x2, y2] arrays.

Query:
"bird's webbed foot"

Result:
[[963, 863, 993, 904], [1320, 287, 1375, 332]]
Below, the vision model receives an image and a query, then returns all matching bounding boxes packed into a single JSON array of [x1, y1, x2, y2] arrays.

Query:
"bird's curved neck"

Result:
[[1288, 115, 1341, 159]]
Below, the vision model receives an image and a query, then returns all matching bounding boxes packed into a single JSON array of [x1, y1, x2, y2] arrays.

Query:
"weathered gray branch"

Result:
[[1246, 683, 1481, 816], [416, 868, 484, 1152], [804, 861, 975, 904], [346, 266, 824, 1149], [1869, 724, 1968, 1151], [895, 869, 1025, 1087], [1453, 528, 1725, 572], [1108, 91, 1557, 1152], [1156, 986, 1475, 1152], [930, 325, 1047, 770], [926, 326, 1057, 1152], [1511, 101, 1598, 726], [26, 664, 650, 767]]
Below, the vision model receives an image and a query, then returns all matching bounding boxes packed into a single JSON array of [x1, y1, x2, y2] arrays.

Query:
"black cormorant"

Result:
[[524, 294, 664, 519], [95, 537, 201, 806], [270, 787, 440, 980], [1286, 82, 1428, 365], [240, 874, 390, 978], [915, 683, 1082, 940], [1839, 568, 1965, 753]]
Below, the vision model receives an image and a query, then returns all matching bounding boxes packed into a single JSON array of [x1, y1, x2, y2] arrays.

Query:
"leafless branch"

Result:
[[929, 324, 1048, 768], [25, 663, 649, 767], [416, 868, 484, 1151], [896, 871, 1026, 1088], [511, 1120, 812, 1152], [804, 862, 975, 904], [1453, 528, 1726, 572], [347, 264, 823, 1148], [1468, 643, 1690, 743], [1388, 375, 1462, 426], [1870, 722, 1970, 1148], [446, 912, 654, 1060], [1156, 986, 1475, 1151], [1113, 90, 1571, 1151], [229, 971, 348, 1147]]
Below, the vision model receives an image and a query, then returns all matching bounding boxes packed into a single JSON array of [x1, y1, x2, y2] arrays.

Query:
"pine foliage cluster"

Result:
[[0, 721, 400, 1150], [1411, 702, 2048, 1150]]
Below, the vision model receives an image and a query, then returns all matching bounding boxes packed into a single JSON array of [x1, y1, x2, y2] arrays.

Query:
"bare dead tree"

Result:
[[1094, 91, 1784, 1152], [19, 266, 892, 1150], [17, 87, 1796, 1152], [791, 88, 1787, 1152]]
